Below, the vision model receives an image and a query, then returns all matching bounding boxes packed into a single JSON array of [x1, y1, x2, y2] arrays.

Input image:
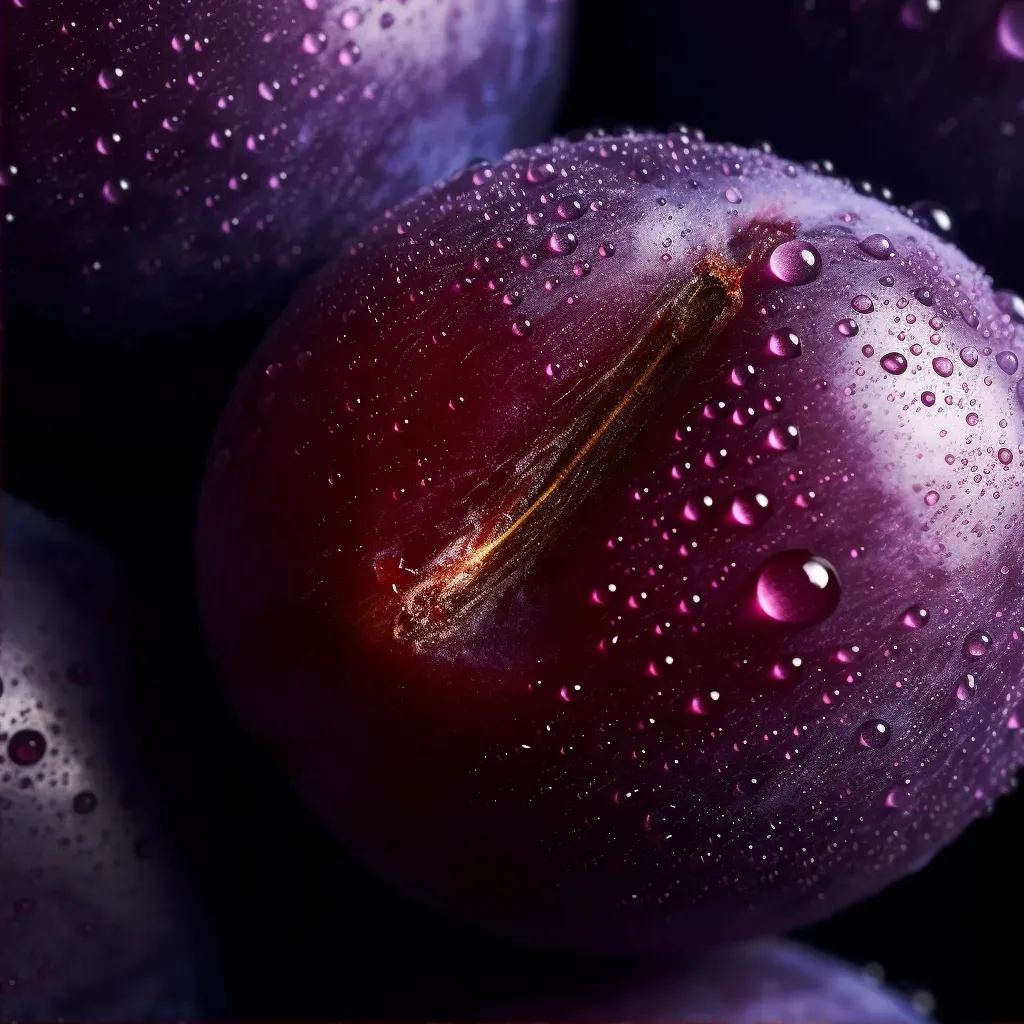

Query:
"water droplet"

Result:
[[997, 1, 1024, 60], [8, 729, 46, 766], [340, 6, 363, 28], [548, 228, 578, 255], [932, 357, 954, 377], [966, 412, 980, 426], [924, 490, 940, 506], [997, 351, 1019, 374], [885, 778, 919, 810], [511, 318, 533, 337], [858, 719, 891, 749], [902, 605, 930, 628], [766, 423, 801, 451], [526, 160, 557, 185], [998, 448, 1014, 465], [910, 200, 954, 237], [881, 352, 908, 375], [767, 240, 822, 285], [754, 550, 841, 627], [959, 347, 979, 367], [96, 67, 124, 90], [921, 390, 936, 406], [730, 488, 773, 527], [859, 234, 896, 259], [851, 295, 874, 314], [301, 32, 324, 54], [767, 329, 802, 358], [963, 630, 992, 659], [556, 199, 584, 221], [72, 790, 98, 814], [960, 306, 981, 330], [836, 318, 859, 337], [862, 344, 875, 357], [914, 287, 934, 307], [725, 187, 742, 203], [338, 40, 362, 65], [879, 275, 896, 288], [956, 673, 979, 701]]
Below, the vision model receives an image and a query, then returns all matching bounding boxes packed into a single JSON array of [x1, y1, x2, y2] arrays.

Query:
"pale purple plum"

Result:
[[3, 0, 571, 547], [0, 496, 218, 1019], [197, 131, 1024, 956]]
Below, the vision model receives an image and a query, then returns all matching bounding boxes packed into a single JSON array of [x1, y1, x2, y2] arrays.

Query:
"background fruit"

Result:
[[196, 132, 1024, 955], [0, 496, 218, 1020], [4, 0, 572, 554]]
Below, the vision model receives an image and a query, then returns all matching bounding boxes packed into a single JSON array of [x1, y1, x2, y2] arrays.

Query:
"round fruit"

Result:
[[196, 131, 1024, 955], [0, 496, 216, 1018]]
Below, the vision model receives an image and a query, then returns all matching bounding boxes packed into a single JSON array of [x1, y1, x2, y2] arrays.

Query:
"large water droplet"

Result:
[[858, 719, 891, 749], [902, 605, 930, 628], [932, 357, 954, 378], [960, 347, 979, 367], [956, 673, 979, 701], [852, 295, 875, 314], [881, 352, 908, 375], [766, 423, 801, 451], [754, 550, 841, 626], [997, 351, 1019, 375], [767, 240, 822, 285]]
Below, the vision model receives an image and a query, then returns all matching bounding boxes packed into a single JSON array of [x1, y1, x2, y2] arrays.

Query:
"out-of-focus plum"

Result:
[[489, 939, 931, 1023], [197, 131, 1024, 956], [4, 0, 571, 549], [0, 496, 218, 1019], [561, 0, 1023, 287]]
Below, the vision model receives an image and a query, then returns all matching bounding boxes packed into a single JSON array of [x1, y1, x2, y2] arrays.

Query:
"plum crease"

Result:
[[386, 261, 746, 650]]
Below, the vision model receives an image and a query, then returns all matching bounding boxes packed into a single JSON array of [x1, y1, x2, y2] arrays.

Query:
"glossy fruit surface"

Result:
[[493, 939, 930, 1023], [4, 0, 571, 550], [0, 496, 216, 1019], [197, 131, 1024, 955]]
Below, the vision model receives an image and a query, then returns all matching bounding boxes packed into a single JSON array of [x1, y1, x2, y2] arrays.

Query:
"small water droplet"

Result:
[[725, 187, 742, 203], [921, 390, 936, 406], [754, 550, 841, 626], [730, 488, 773, 527], [338, 40, 362, 65], [767, 240, 822, 285], [966, 412, 980, 426], [767, 329, 802, 358], [932, 357, 954, 377], [959, 347, 979, 367], [859, 719, 891, 749], [766, 423, 801, 451], [956, 673, 979, 701], [340, 6, 363, 28], [526, 160, 557, 185], [910, 200, 954, 237], [998, 448, 1014, 465], [902, 605, 930, 628], [548, 228, 578, 255], [924, 490, 940, 506], [859, 234, 895, 259], [72, 790, 98, 814], [914, 287, 934, 307], [881, 352, 908, 375], [8, 729, 46, 766], [836, 318, 858, 337], [963, 630, 992, 658]]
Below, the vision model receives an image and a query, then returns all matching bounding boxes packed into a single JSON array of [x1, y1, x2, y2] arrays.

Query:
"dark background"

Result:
[[5, 2, 1022, 1022]]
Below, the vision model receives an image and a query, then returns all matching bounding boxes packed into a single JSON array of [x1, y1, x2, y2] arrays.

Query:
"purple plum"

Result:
[[3, 0, 571, 547], [490, 939, 932, 1023], [0, 495, 217, 1019], [197, 131, 1024, 957]]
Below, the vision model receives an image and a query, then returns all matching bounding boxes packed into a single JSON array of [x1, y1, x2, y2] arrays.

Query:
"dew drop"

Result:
[[959, 347, 979, 367], [902, 605, 930, 628], [8, 729, 46, 766], [859, 234, 895, 259], [998, 448, 1014, 465], [852, 295, 875, 314], [338, 40, 362, 65], [767, 329, 802, 358], [858, 719, 891, 749], [548, 228, 578, 255], [996, 2, 1024, 60], [836, 318, 858, 337], [754, 550, 841, 627], [526, 160, 557, 185], [966, 412, 980, 426], [924, 490, 940, 506], [766, 423, 801, 451], [932, 357, 954, 378], [956, 673, 979, 701], [910, 200, 954, 238], [72, 790, 98, 814], [995, 289, 1024, 322], [963, 630, 993, 659], [997, 351, 1019, 374], [730, 488, 773, 527], [921, 390, 936, 406], [914, 287, 934, 307], [767, 240, 822, 285], [881, 352, 908, 375]]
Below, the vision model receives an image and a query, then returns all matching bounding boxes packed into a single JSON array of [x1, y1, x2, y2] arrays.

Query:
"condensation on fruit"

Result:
[[197, 130, 1024, 956]]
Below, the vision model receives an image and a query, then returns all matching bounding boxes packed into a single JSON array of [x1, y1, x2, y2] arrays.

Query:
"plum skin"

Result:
[[197, 131, 1024, 957]]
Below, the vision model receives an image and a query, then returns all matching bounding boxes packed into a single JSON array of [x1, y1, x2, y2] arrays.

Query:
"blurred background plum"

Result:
[[4, 0, 573, 555], [0, 496, 221, 1020]]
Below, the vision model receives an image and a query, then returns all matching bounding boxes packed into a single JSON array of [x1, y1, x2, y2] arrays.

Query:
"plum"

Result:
[[3, 0, 571, 550], [0, 496, 218, 1019], [561, 0, 1024, 287], [196, 131, 1024, 956], [489, 939, 931, 1022]]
